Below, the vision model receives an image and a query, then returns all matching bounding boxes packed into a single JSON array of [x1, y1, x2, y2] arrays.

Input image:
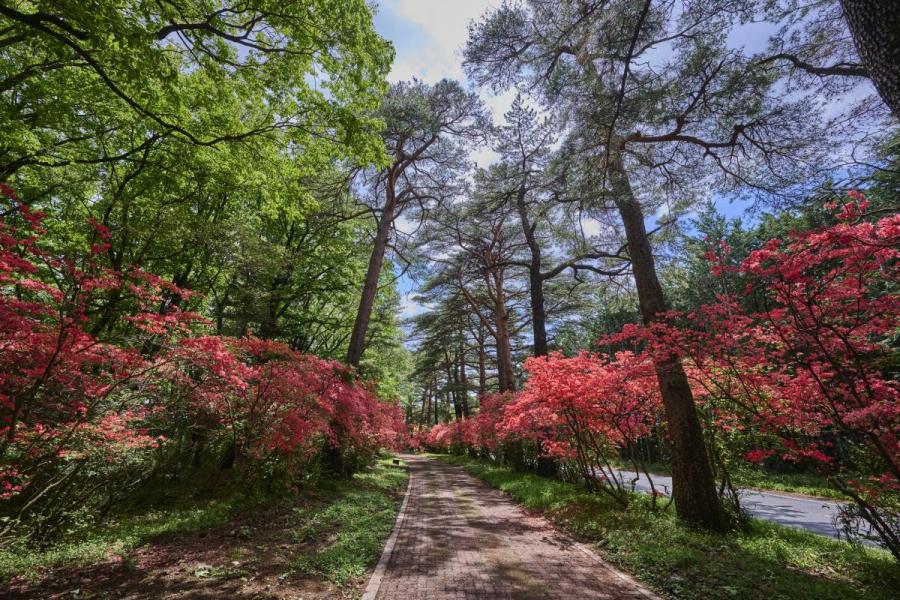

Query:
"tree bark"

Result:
[[493, 272, 516, 392], [419, 382, 429, 424], [446, 349, 462, 419], [477, 323, 487, 394], [609, 153, 725, 531], [841, 0, 900, 118], [514, 184, 550, 356], [458, 339, 470, 417], [346, 198, 395, 367], [424, 377, 433, 426]]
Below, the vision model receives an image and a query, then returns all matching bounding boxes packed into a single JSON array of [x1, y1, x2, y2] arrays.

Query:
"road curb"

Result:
[[361, 457, 413, 600]]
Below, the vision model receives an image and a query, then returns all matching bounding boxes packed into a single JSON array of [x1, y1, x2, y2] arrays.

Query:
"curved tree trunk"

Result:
[[346, 199, 395, 368], [841, 0, 900, 118], [610, 153, 725, 531]]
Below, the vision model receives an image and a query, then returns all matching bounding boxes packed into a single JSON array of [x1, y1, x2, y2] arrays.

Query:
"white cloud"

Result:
[[383, 0, 503, 83], [400, 293, 431, 319]]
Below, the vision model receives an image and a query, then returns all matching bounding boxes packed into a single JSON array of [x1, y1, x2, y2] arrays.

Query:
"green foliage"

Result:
[[437, 454, 899, 600], [1, 0, 399, 357]]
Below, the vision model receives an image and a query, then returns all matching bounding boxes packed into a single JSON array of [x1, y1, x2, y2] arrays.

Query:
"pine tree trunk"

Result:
[[447, 350, 462, 420], [477, 324, 487, 393], [514, 185, 550, 356], [458, 339, 470, 417], [840, 0, 900, 118], [493, 272, 516, 392], [610, 154, 725, 531], [346, 198, 395, 367]]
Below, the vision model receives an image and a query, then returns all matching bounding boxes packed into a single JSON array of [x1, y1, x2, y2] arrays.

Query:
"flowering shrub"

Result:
[[610, 193, 899, 556], [416, 393, 523, 460], [0, 187, 406, 541], [420, 355, 662, 505], [503, 351, 662, 504]]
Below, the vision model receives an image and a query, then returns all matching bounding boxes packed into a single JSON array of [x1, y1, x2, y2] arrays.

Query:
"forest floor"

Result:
[[3, 457, 407, 600], [434, 454, 899, 600], [366, 453, 656, 599]]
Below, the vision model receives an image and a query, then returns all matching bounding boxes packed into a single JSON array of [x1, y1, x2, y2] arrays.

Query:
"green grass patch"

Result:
[[731, 469, 843, 500], [290, 456, 408, 584], [435, 454, 899, 600], [0, 490, 265, 584]]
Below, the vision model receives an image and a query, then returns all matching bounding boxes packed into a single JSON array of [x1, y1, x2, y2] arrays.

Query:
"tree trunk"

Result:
[[493, 273, 516, 392], [514, 185, 550, 356], [841, 0, 900, 118], [477, 323, 487, 394], [609, 153, 725, 531], [419, 382, 430, 425], [424, 379, 433, 426], [346, 199, 395, 367], [458, 339, 470, 417], [446, 349, 462, 420]]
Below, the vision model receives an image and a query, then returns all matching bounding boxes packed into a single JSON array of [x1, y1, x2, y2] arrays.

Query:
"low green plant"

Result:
[[290, 457, 407, 584]]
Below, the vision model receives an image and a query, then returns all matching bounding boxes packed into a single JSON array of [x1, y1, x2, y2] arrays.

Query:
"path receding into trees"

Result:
[[364, 455, 656, 600]]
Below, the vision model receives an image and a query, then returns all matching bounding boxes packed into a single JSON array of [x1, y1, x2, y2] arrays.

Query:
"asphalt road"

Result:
[[609, 469, 875, 544]]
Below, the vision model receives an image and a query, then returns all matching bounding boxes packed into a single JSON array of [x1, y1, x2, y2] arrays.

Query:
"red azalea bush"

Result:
[[422, 418, 475, 453], [165, 335, 405, 477], [611, 193, 899, 555], [419, 355, 663, 506], [0, 187, 406, 542], [503, 351, 662, 505]]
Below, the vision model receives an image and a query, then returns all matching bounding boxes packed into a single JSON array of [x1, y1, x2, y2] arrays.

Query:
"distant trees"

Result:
[[426, 194, 529, 393], [488, 97, 629, 357]]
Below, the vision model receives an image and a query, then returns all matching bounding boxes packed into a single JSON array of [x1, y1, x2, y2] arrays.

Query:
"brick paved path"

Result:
[[369, 454, 656, 600]]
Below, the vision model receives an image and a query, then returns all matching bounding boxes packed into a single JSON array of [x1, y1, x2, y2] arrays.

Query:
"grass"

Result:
[[0, 456, 408, 589], [290, 456, 408, 583], [731, 469, 843, 499], [435, 453, 899, 600], [611, 460, 843, 499], [0, 490, 263, 584]]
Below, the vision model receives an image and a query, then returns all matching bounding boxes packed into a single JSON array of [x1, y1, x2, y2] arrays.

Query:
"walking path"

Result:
[[364, 454, 656, 600]]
